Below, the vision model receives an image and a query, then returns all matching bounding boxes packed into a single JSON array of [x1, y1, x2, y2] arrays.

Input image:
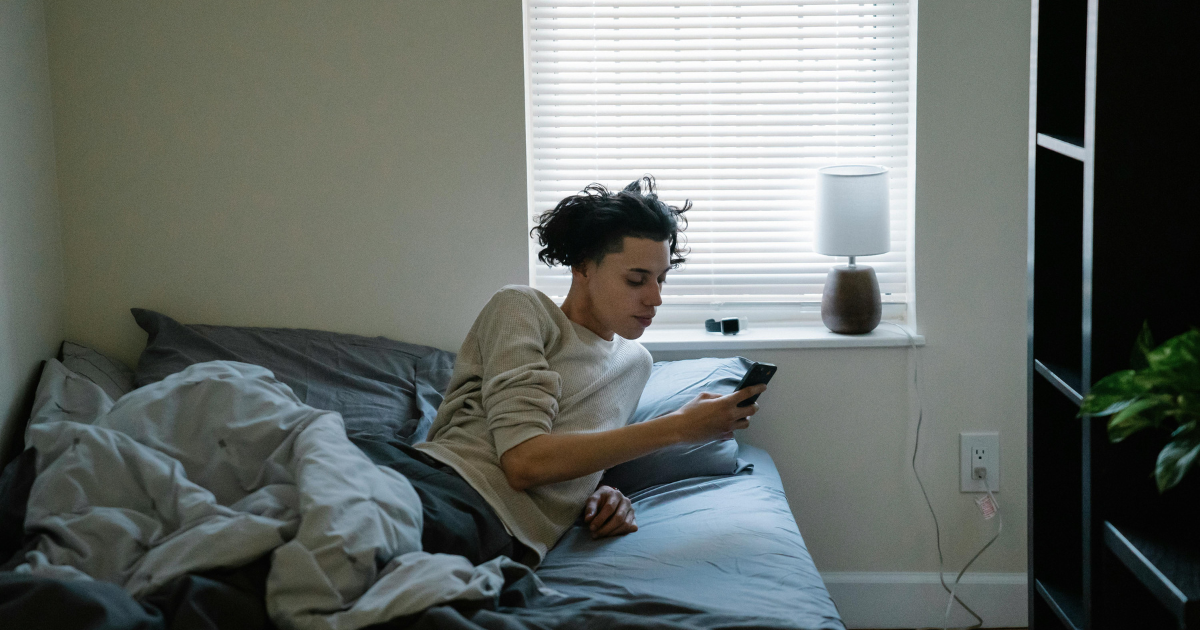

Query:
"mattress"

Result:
[[536, 443, 845, 629]]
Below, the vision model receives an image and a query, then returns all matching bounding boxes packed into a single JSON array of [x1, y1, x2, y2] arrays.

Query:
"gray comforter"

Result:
[[14, 360, 536, 630]]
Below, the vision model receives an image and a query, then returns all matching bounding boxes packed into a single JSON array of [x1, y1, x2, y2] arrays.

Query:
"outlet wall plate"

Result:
[[960, 432, 1000, 492]]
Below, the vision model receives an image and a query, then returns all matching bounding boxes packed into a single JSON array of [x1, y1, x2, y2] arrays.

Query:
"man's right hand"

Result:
[[671, 385, 765, 443], [499, 384, 766, 491]]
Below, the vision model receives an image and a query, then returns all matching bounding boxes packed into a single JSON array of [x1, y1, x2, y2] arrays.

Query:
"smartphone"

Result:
[[734, 362, 777, 407]]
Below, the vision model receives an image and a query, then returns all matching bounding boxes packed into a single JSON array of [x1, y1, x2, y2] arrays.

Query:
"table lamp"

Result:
[[813, 164, 890, 334]]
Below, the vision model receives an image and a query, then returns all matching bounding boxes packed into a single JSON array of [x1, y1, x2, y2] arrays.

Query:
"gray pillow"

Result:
[[59, 341, 135, 401], [131, 309, 455, 445], [600, 357, 755, 495]]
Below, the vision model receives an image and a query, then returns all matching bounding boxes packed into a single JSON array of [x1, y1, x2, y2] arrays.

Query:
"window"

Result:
[[524, 1, 915, 328]]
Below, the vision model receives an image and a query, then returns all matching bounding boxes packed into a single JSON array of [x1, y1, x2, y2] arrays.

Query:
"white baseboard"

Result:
[[821, 572, 1027, 629]]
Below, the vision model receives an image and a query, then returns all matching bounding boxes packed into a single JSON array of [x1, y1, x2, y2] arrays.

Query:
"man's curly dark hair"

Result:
[[531, 176, 690, 269]]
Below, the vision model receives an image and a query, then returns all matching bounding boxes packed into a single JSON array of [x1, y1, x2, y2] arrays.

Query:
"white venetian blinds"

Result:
[[525, 0, 912, 305]]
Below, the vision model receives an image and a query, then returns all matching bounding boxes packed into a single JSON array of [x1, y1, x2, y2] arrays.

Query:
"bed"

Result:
[[0, 310, 844, 630], [539, 442, 843, 627]]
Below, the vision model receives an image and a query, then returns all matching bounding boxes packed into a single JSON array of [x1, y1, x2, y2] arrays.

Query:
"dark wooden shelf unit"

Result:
[[1031, 375, 1084, 625], [1035, 579, 1085, 630], [1104, 523, 1200, 629], [1030, 143, 1083, 393], [1033, 360, 1081, 405], [1099, 541, 1188, 630], [1028, 1, 1200, 629], [1036, 133, 1085, 162], [1032, 0, 1088, 142]]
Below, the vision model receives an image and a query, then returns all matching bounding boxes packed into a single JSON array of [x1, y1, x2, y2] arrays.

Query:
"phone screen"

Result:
[[735, 362, 777, 407]]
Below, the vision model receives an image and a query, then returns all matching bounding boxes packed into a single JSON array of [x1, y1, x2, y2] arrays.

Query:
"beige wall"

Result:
[[45, 0, 1030, 574], [0, 0, 66, 461], [46, 0, 529, 367]]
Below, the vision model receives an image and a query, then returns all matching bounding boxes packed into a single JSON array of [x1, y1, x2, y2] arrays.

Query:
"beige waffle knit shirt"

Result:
[[415, 285, 652, 564]]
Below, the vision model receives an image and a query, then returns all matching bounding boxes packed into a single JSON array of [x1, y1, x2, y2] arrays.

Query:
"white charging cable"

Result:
[[942, 471, 1003, 629], [882, 322, 1002, 630]]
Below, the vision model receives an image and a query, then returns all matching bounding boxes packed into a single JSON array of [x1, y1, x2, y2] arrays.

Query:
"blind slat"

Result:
[[537, 0, 905, 6], [532, 18, 907, 30], [530, 38, 909, 52], [532, 62, 909, 74], [532, 10, 904, 21], [533, 82, 908, 94], [532, 94, 909, 105], [531, 50, 908, 63], [534, 106, 909, 118], [533, 168, 901, 179], [532, 126, 908, 137], [533, 72, 908, 84]]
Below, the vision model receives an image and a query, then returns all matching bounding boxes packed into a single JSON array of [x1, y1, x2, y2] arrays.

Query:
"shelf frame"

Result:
[[1037, 133, 1086, 161], [1079, 1, 1100, 625], [1026, 2, 1039, 623], [1036, 578, 1085, 630], [1104, 522, 1200, 629], [1034, 359, 1083, 406]]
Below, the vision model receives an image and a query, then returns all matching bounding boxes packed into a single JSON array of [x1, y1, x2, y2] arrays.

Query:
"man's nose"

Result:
[[646, 284, 663, 307]]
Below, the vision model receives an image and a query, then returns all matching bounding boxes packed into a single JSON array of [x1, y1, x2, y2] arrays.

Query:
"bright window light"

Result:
[[524, 1, 915, 323]]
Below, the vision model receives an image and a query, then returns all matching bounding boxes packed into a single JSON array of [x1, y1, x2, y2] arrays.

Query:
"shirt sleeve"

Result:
[[474, 289, 562, 458]]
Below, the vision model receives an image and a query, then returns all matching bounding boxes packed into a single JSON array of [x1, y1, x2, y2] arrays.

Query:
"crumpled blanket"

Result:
[[15, 360, 541, 630]]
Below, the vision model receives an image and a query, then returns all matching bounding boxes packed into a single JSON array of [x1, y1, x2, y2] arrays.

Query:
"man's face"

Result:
[[576, 237, 671, 340]]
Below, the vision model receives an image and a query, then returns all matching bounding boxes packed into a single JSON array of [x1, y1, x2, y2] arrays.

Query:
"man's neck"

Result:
[[559, 289, 614, 341]]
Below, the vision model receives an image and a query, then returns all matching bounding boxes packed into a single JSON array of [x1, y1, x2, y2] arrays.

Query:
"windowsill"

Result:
[[637, 324, 925, 351]]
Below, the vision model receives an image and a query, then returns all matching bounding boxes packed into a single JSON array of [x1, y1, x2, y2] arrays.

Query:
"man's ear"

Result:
[[571, 261, 592, 280]]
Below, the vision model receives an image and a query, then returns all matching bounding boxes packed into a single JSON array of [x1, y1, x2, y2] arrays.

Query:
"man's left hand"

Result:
[[583, 485, 638, 539]]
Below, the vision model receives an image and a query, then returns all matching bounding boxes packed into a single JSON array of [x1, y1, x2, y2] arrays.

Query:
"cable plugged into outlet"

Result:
[[960, 432, 999, 492]]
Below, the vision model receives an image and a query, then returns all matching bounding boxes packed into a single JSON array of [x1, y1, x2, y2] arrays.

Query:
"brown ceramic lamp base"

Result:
[[821, 265, 882, 334]]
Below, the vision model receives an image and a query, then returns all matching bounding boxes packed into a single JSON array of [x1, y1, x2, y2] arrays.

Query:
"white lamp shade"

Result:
[[813, 165, 891, 257]]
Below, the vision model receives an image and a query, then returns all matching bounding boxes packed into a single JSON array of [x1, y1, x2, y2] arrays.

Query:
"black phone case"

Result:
[[735, 362, 776, 407]]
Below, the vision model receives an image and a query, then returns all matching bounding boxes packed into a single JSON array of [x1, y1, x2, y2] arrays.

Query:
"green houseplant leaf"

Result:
[[1145, 330, 1200, 382], [1130, 321, 1155, 371], [1106, 396, 1167, 442], [1079, 325, 1200, 493], [1156, 431, 1200, 493], [1079, 369, 1144, 417]]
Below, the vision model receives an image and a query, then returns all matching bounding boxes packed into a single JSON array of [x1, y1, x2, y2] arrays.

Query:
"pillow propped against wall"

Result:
[[59, 341, 135, 401], [1, 358, 116, 565], [130, 309, 455, 445], [600, 357, 756, 496], [26, 358, 115, 432]]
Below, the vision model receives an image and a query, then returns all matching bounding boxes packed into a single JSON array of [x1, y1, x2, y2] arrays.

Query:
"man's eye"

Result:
[[627, 279, 645, 287]]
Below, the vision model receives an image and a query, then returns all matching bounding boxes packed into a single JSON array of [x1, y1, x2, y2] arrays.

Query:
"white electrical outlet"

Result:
[[960, 432, 1000, 492]]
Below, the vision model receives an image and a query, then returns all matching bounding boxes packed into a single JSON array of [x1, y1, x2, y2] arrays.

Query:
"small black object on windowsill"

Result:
[[705, 317, 745, 335]]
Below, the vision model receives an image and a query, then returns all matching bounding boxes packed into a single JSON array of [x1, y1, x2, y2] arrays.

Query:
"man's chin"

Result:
[[620, 326, 648, 340]]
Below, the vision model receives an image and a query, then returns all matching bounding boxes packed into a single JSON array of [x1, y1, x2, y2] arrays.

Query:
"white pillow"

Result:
[[26, 359, 114, 447]]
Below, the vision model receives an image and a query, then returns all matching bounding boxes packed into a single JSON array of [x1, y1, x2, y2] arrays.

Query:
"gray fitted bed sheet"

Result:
[[536, 443, 845, 629]]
